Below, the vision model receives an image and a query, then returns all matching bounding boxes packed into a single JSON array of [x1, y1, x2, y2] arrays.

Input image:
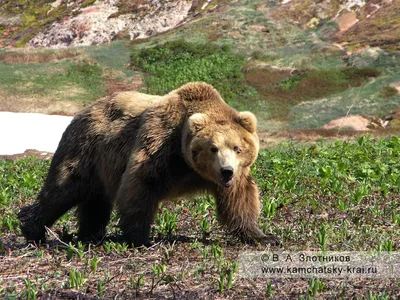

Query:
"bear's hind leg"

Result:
[[18, 203, 48, 243], [19, 160, 93, 244], [19, 179, 88, 244], [77, 186, 112, 243]]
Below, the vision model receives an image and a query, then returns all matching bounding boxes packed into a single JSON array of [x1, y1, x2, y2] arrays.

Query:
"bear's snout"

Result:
[[220, 166, 234, 187]]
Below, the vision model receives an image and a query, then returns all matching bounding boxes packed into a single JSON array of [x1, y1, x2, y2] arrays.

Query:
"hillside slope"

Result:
[[0, 0, 399, 136], [0, 0, 225, 48]]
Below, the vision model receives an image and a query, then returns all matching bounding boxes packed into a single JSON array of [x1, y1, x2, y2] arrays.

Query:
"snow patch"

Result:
[[0, 112, 73, 155]]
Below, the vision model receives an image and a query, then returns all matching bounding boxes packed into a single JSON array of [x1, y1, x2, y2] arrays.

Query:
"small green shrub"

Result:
[[130, 39, 254, 104], [66, 62, 105, 99], [82, 0, 96, 7], [342, 66, 382, 86], [278, 75, 302, 90], [380, 85, 398, 98]]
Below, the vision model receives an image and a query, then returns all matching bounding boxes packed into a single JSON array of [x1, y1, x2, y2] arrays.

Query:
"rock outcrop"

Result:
[[29, 0, 192, 48]]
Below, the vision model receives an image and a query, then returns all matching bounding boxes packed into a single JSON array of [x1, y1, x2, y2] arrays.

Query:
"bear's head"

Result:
[[183, 111, 259, 188]]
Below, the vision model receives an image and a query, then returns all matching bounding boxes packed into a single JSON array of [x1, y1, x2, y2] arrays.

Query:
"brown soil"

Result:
[[105, 74, 143, 96], [391, 81, 400, 93], [340, 1, 400, 50], [323, 115, 370, 131], [336, 11, 359, 33]]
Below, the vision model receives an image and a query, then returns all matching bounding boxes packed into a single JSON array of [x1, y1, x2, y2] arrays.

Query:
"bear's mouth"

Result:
[[221, 177, 234, 187]]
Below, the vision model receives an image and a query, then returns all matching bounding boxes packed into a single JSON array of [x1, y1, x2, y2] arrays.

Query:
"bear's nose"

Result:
[[221, 166, 234, 179]]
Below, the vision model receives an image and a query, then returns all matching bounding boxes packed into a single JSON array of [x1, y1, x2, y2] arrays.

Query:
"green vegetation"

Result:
[[1, 136, 399, 297], [0, 42, 136, 113], [66, 62, 105, 98], [245, 66, 382, 121], [0, 60, 105, 103], [291, 75, 400, 129], [85, 41, 136, 78], [130, 39, 255, 106], [380, 85, 398, 98]]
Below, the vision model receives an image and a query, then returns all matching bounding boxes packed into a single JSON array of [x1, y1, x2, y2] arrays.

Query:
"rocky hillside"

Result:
[[1, 0, 399, 50], [0, 0, 226, 48]]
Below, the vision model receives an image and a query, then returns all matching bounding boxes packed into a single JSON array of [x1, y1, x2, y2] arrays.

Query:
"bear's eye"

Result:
[[233, 146, 241, 153], [210, 146, 218, 153]]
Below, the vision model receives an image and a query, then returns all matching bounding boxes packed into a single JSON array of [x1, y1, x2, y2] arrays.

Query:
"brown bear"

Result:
[[18, 82, 279, 246]]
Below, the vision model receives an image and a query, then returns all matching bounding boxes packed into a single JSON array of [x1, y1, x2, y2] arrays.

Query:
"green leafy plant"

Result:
[[130, 273, 144, 296], [97, 279, 105, 298], [22, 278, 37, 300], [155, 208, 177, 239], [308, 278, 325, 296], [90, 255, 100, 272], [64, 242, 85, 261], [65, 269, 86, 289]]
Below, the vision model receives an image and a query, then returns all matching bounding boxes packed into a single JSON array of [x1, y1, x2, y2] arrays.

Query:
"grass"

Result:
[[1, 136, 399, 298], [290, 72, 400, 129], [0, 48, 81, 64], [130, 39, 261, 110], [0, 42, 138, 113], [245, 66, 382, 121], [0, 60, 105, 103], [85, 41, 136, 79]]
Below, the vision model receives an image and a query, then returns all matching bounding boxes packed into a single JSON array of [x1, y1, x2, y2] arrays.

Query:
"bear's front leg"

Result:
[[215, 174, 280, 246], [115, 163, 165, 247]]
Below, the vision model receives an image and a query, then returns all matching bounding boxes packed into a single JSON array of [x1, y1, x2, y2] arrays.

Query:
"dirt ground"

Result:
[[335, 11, 359, 34], [323, 115, 370, 131]]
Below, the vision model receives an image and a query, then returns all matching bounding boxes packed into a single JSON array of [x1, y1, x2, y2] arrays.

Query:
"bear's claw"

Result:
[[256, 234, 281, 246], [242, 233, 281, 246]]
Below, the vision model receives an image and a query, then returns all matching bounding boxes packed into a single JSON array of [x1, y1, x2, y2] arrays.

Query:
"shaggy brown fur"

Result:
[[18, 82, 279, 246]]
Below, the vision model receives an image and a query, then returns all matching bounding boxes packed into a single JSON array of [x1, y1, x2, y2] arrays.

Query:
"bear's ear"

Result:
[[188, 113, 209, 132], [237, 111, 257, 133]]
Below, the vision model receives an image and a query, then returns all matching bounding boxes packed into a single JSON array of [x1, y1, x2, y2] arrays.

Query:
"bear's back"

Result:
[[113, 91, 165, 116]]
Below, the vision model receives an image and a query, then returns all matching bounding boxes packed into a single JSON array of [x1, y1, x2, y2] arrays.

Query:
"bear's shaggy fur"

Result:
[[18, 82, 279, 246]]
